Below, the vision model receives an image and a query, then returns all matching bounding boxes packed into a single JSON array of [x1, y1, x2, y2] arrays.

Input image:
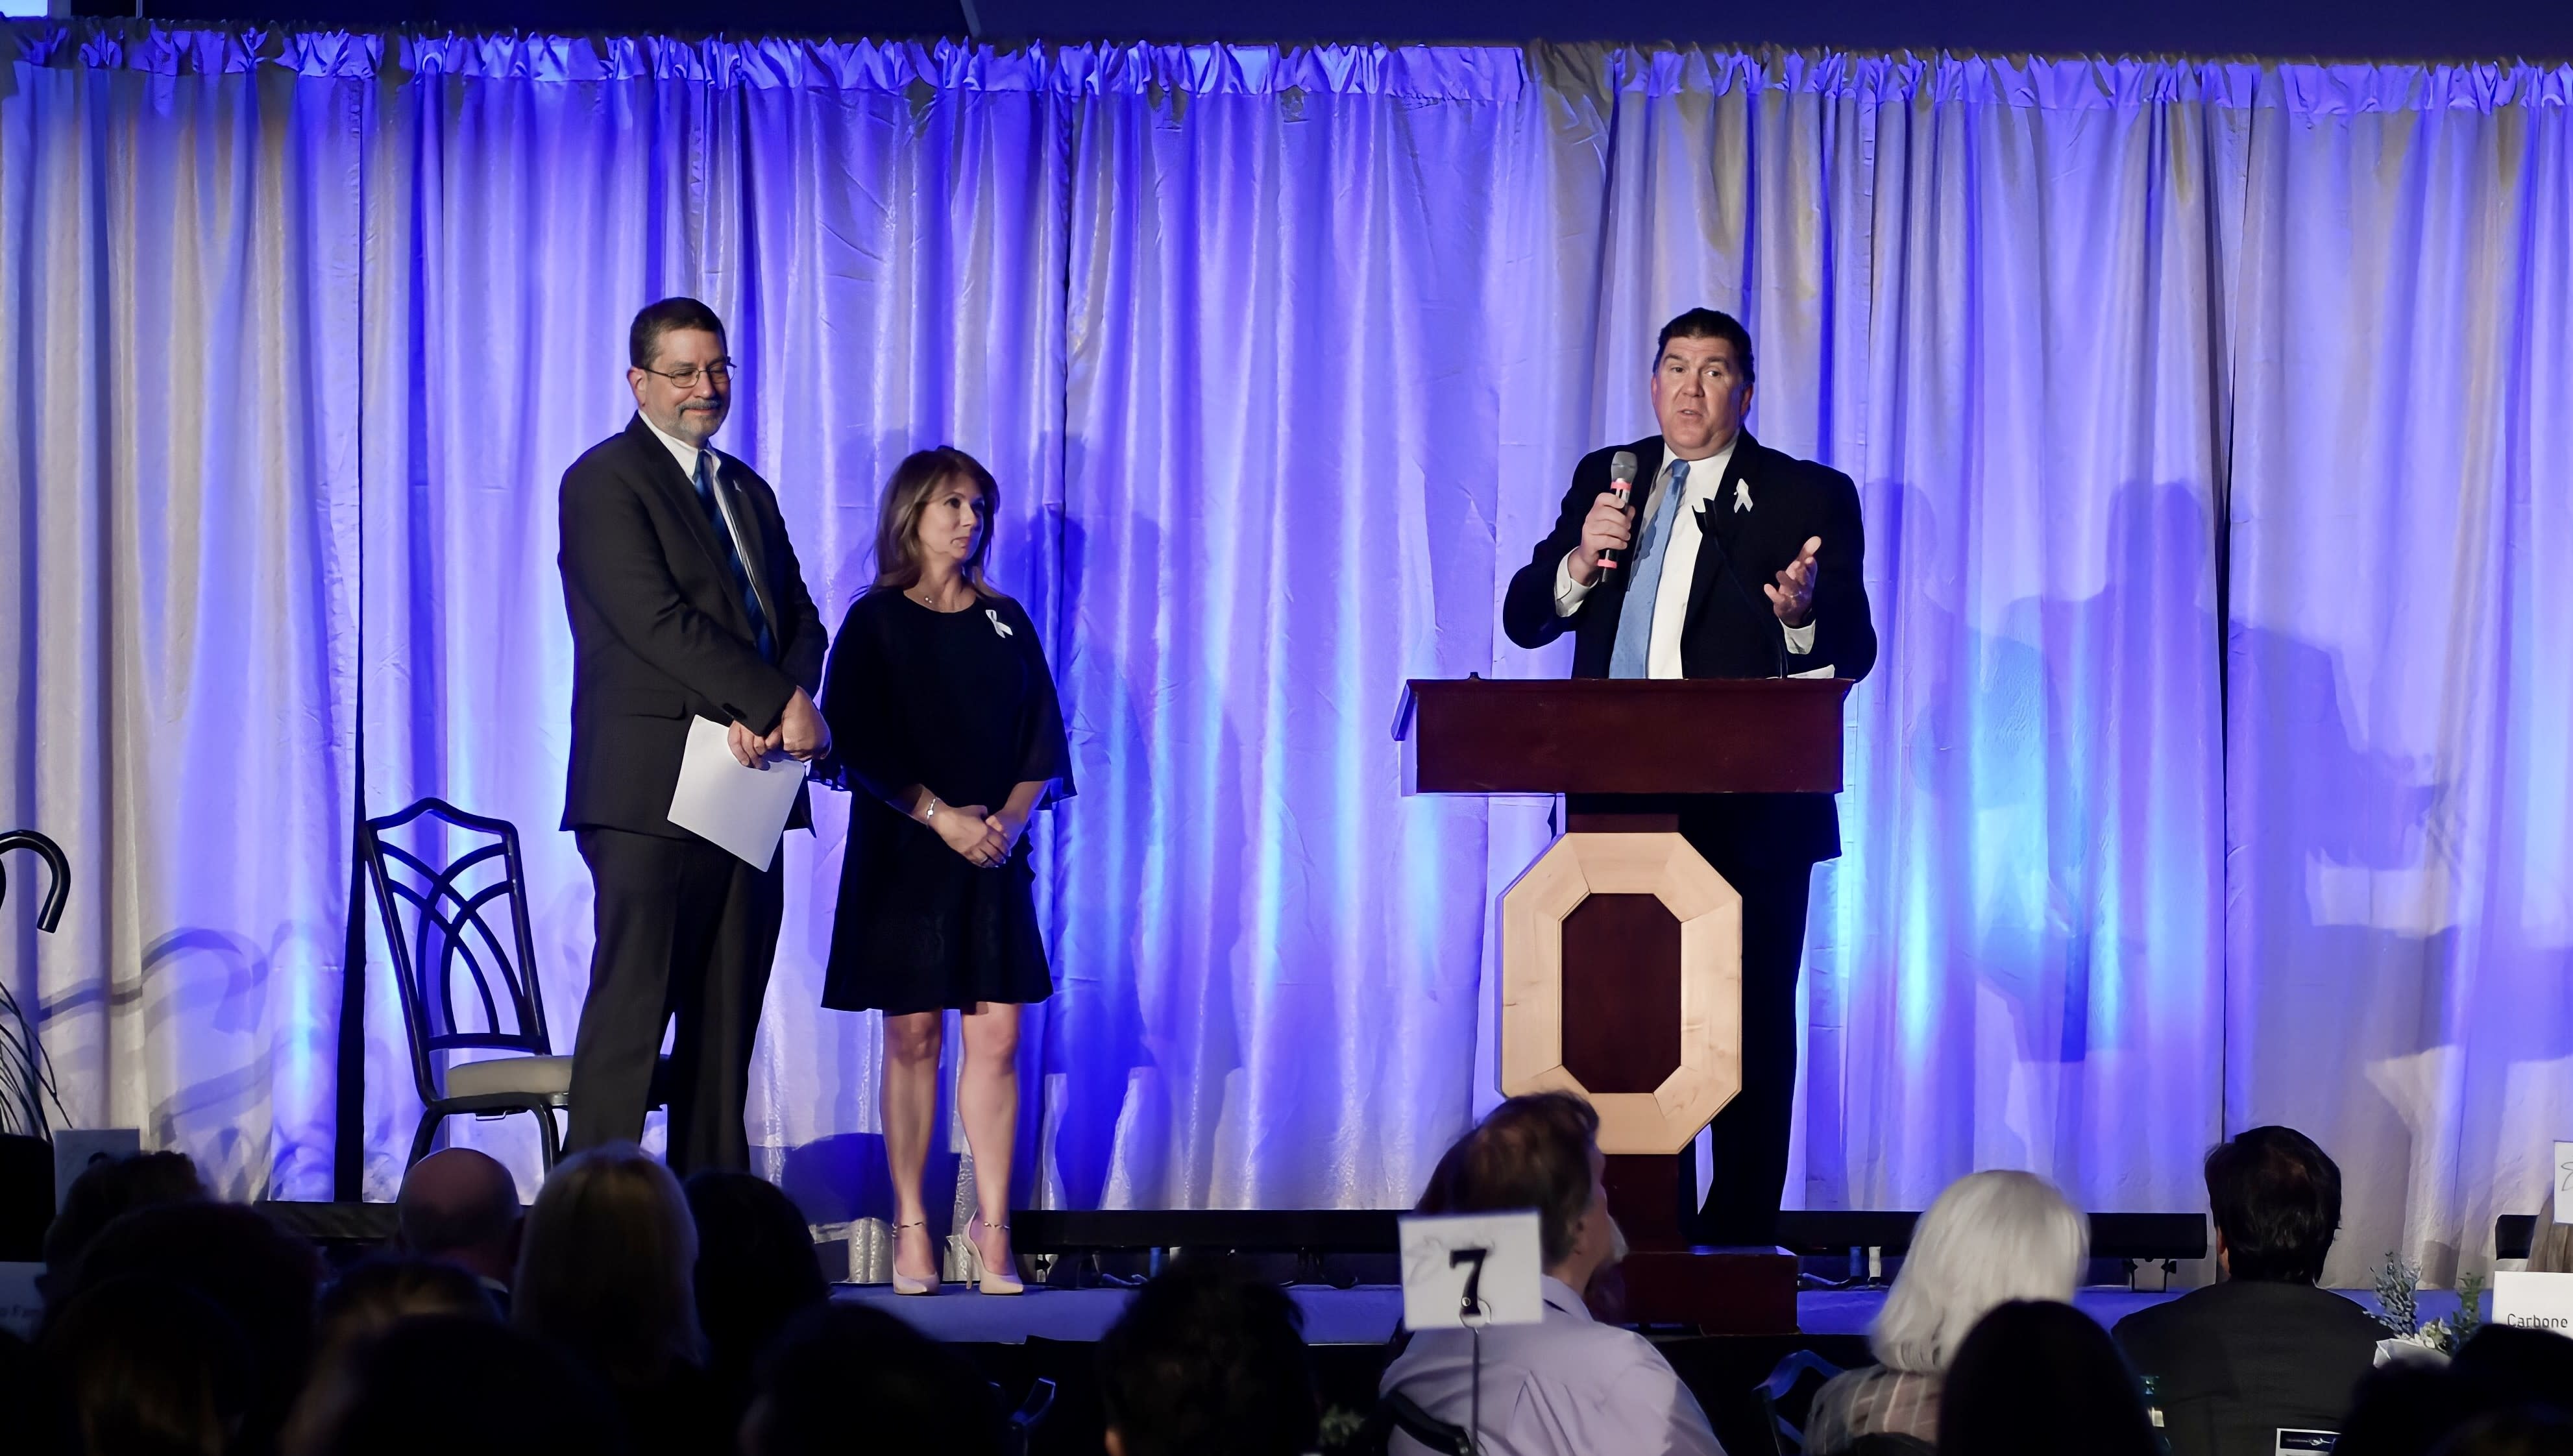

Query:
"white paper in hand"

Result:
[[668, 716, 805, 870], [1398, 1211, 1544, 1330]]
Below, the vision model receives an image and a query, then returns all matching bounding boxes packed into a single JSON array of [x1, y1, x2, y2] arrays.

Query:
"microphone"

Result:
[[1598, 450, 1640, 572]]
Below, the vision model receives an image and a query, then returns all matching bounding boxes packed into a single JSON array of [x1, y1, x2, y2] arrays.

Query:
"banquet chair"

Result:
[[361, 797, 659, 1171]]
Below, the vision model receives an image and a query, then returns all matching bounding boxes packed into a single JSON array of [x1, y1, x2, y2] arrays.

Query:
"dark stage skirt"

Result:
[[820, 801, 1053, 1014]]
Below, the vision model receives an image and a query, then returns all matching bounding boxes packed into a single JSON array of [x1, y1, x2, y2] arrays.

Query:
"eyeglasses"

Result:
[[638, 358, 738, 389]]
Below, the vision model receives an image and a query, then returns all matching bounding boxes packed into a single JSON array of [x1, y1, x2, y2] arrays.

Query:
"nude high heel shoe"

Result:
[[962, 1214, 1024, 1296], [890, 1220, 940, 1296]]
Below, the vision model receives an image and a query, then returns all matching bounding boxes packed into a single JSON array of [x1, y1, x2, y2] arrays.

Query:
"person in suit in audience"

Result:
[[2115, 1126, 2388, 1456], [1501, 308, 1875, 1245], [556, 296, 830, 1176], [1939, 1300, 2160, 1456], [1804, 1170, 2091, 1453], [1379, 1093, 1724, 1456]]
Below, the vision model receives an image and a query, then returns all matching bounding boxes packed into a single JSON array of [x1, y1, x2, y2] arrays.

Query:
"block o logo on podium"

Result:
[[1498, 831, 1742, 1156]]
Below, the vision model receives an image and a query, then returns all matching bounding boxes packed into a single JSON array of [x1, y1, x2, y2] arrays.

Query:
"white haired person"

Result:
[[1803, 1171, 2090, 1453]]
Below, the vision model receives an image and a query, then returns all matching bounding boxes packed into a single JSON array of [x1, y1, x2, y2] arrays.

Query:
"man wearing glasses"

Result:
[[555, 297, 829, 1173]]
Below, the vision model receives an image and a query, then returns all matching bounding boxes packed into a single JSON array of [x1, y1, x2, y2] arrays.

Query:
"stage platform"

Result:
[[833, 1282, 2206, 1345]]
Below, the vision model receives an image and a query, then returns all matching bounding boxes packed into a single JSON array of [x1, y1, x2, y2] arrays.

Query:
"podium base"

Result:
[[1589, 1248, 1799, 1333]]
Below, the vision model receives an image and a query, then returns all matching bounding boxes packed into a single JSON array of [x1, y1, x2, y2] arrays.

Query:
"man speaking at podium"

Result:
[[1502, 308, 1875, 1244]]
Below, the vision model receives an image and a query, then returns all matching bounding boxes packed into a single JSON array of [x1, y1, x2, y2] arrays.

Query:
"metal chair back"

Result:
[[359, 797, 552, 1105], [1757, 1348, 1848, 1456]]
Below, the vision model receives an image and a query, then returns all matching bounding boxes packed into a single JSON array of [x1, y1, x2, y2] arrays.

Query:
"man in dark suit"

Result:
[[1502, 308, 1875, 1244], [2116, 1128, 2387, 1456], [556, 297, 829, 1174]]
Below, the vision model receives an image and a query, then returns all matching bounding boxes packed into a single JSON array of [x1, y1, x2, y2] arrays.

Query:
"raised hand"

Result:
[[1568, 491, 1635, 585], [1766, 536, 1822, 625]]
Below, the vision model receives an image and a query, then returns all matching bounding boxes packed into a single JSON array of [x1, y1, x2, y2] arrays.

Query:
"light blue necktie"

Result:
[[1608, 459, 1689, 679]]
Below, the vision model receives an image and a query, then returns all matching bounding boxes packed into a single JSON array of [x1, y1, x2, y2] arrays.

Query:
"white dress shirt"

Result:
[[1552, 437, 1818, 675], [1380, 1276, 1727, 1456]]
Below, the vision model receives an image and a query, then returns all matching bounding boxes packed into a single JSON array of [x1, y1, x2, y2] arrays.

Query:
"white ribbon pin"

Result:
[[987, 608, 1014, 638], [1734, 479, 1753, 513]]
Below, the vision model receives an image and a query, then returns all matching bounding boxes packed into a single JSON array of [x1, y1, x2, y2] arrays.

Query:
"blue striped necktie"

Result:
[[1608, 459, 1689, 679], [692, 450, 776, 661]]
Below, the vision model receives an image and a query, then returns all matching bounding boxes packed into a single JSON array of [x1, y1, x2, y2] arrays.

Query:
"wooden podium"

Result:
[[1393, 676, 1853, 1332]]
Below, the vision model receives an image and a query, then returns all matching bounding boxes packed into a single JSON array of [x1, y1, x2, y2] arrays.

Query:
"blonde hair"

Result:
[[511, 1143, 702, 1385], [2534, 1190, 2573, 1274], [872, 446, 1005, 598], [1868, 1171, 2090, 1376]]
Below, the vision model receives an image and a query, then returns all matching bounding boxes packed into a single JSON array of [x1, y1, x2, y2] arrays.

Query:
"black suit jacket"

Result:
[[1501, 430, 1875, 864], [557, 414, 827, 838], [2114, 1280, 2387, 1456]]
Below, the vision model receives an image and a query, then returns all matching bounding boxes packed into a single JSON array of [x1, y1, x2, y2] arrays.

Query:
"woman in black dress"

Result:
[[819, 446, 1070, 1296]]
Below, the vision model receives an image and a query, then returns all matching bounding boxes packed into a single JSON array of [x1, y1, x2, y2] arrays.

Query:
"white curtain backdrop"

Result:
[[5, 25, 2570, 1283]]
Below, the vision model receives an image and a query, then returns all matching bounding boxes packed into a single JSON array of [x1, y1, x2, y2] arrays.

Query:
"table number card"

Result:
[[1398, 1211, 1544, 1330]]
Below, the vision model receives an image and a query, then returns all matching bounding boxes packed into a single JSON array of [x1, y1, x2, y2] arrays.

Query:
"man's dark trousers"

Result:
[[567, 825, 781, 1175], [1684, 838, 1813, 1248]]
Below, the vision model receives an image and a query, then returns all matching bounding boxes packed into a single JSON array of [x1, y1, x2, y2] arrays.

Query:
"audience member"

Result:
[[1936, 1300, 2158, 1456], [49, 1200, 324, 1455], [41, 1149, 209, 1291], [1378, 1092, 1723, 1456], [682, 1169, 829, 1419], [1805, 1170, 2089, 1453], [282, 1257, 500, 1455], [38, 1273, 255, 1456], [2115, 1126, 2387, 1456], [744, 1303, 1009, 1456], [2337, 1321, 2573, 1456], [512, 1143, 726, 1456], [2335, 1366, 2482, 1456], [2447, 1324, 2573, 1422], [395, 1148, 523, 1309], [2431, 1409, 2573, 1456], [311, 1314, 629, 1456], [0, 1327, 67, 1456], [1097, 1257, 1319, 1456]]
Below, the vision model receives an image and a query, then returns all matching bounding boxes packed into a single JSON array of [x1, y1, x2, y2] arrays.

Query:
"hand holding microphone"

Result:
[[1572, 450, 1641, 585]]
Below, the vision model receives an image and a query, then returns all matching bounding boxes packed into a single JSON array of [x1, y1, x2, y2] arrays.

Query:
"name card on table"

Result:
[[1398, 1212, 1543, 1330], [2491, 1271, 2573, 1336]]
